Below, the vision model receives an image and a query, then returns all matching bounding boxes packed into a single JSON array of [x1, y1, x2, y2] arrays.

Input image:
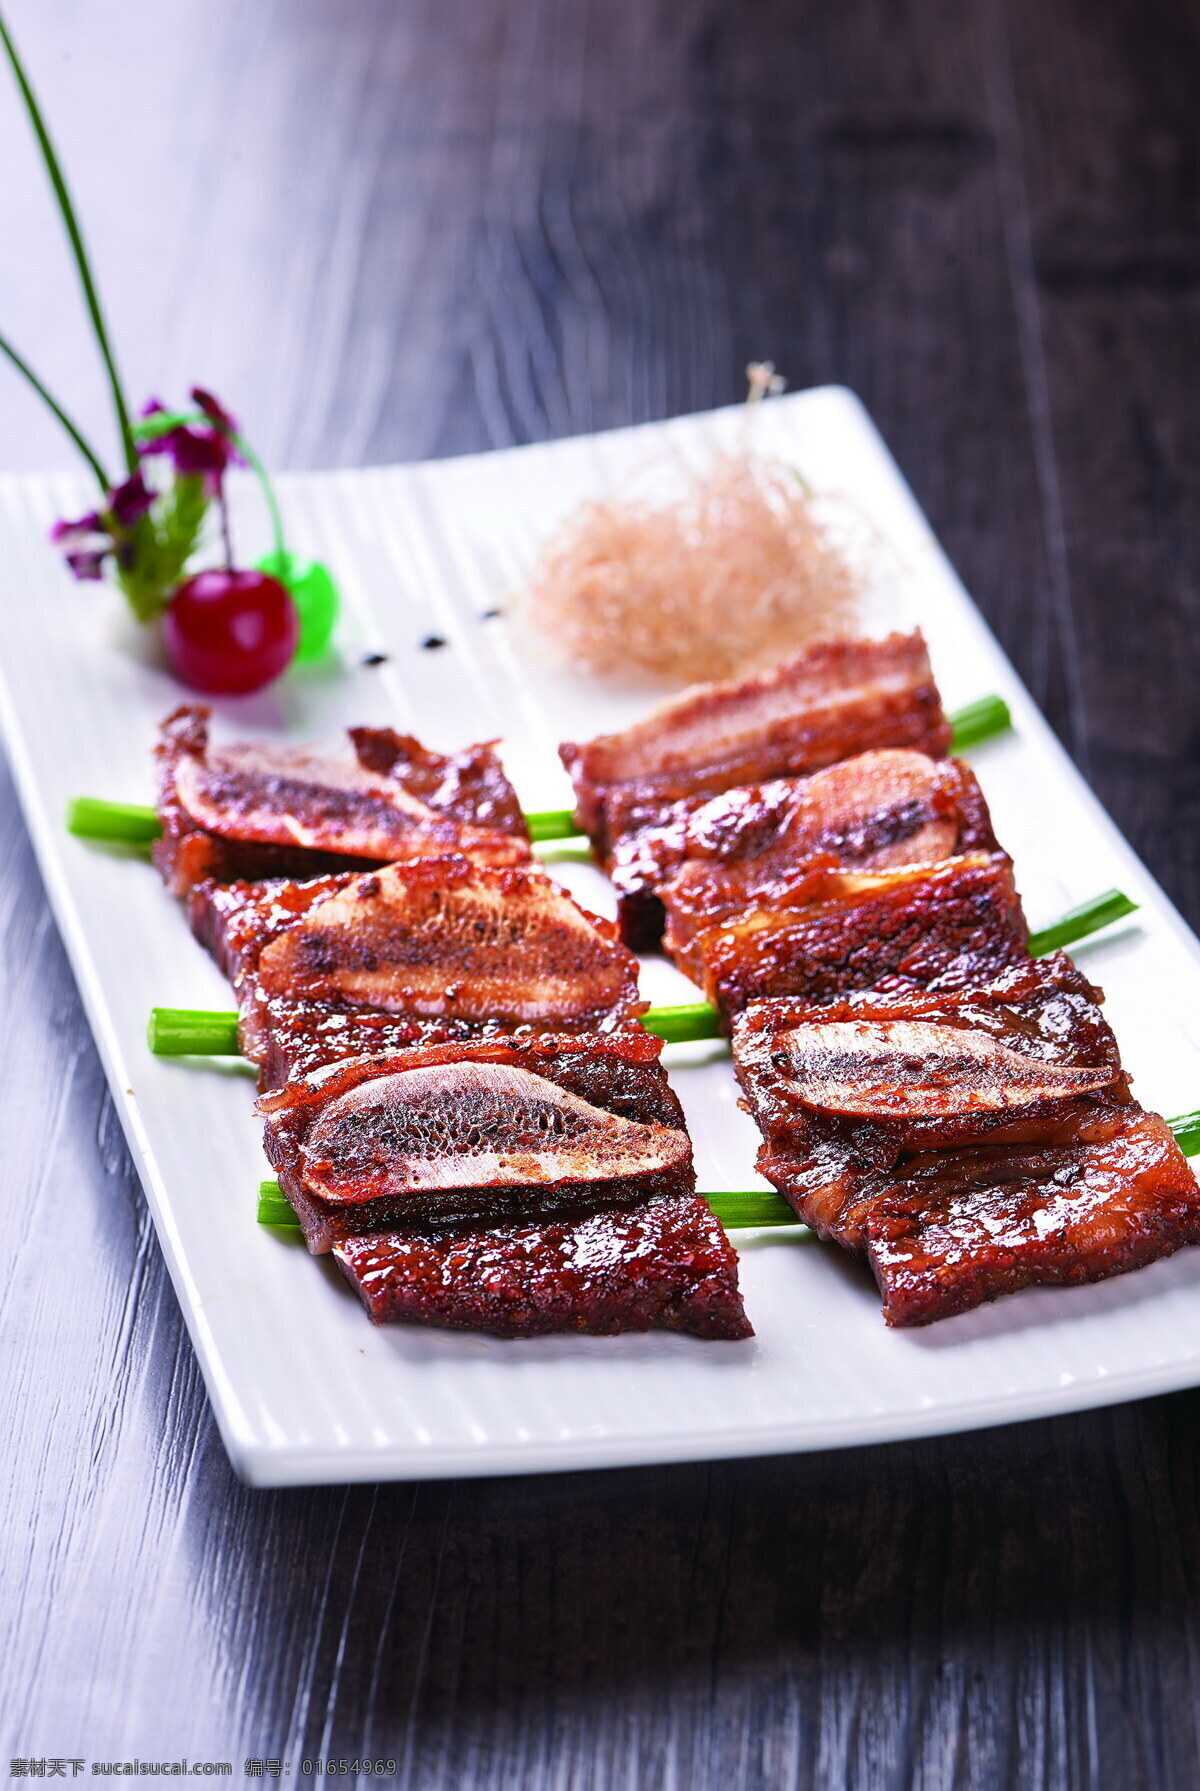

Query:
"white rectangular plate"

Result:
[[4, 387, 1200, 1488]]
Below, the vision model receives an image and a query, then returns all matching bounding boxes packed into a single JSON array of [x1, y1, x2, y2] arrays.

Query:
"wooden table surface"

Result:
[[3, 0, 1199, 1782]]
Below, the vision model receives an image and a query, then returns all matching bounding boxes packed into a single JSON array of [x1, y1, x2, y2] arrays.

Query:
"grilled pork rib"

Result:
[[259, 1033, 695, 1249], [653, 751, 999, 966], [154, 704, 530, 895], [733, 956, 1200, 1325], [262, 1033, 751, 1341], [680, 851, 1028, 1025], [334, 1197, 753, 1340], [560, 631, 950, 945], [189, 856, 647, 1088], [347, 724, 527, 835]]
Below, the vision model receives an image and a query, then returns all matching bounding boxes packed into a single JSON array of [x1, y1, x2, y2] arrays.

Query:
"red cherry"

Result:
[[164, 568, 299, 695]]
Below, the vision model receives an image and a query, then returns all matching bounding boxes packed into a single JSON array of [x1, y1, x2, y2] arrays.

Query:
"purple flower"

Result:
[[52, 537, 108, 580], [50, 508, 99, 540], [107, 468, 155, 527], [51, 509, 109, 580], [50, 469, 155, 581], [139, 388, 241, 493], [191, 387, 239, 437], [51, 388, 239, 596]]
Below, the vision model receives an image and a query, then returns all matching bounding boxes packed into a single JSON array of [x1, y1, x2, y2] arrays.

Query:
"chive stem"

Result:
[[948, 694, 1012, 754], [257, 1181, 300, 1228], [530, 841, 594, 863], [143, 885, 1137, 1061], [525, 808, 578, 843], [68, 794, 581, 848], [643, 1003, 722, 1044], [67, 797, 160, 842], [149, 1001, 716, 1056], [0, 10, 137, 470], [66, 796, 572, 848], [1029, 889, 1137, 957], [259, 1110, 1200, 1237], [147, 1008, 240, 1056], [0, 330, 111, 488], [65, 690, 1017, 853], [254, 1179, 806, 1233], [1169, 1111, 1200, 1158], [704, 1190, 802, 1228]]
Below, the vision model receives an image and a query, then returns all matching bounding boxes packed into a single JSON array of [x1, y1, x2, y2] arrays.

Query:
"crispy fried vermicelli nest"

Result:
[[520, 455, 864, 685]]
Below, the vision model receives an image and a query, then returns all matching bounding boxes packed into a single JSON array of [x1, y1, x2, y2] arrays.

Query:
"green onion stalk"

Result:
[[66, 693, 1017, 853], [142, 884, 1139, 1059], [0, 9, 338, 657], [259, 1104, 1200, 1235]]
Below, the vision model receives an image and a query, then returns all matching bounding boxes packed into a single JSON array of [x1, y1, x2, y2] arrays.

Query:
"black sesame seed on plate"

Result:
[[361, 651, 390, 667], [421, 635, 447, 650], [481, 607, 503, 620]]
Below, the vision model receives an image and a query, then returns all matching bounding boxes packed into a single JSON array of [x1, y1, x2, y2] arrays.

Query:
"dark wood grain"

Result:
[[3, 0, 1200, 1782]]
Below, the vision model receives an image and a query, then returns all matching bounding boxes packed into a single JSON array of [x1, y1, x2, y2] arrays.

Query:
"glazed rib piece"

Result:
[[560, 632, 950, 882], [154, 704, 530, 895], [189, 856, 647, 1087], [259, 1032, 695, 1249], [733, 956, 1200, 1325], [335, 1197, 753, 1340], [348, 725, 527, 835], [678, 851, 1028, 1025], [653, 751, 998, 964]]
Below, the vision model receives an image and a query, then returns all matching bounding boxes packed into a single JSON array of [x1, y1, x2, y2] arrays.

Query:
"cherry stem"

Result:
[[218, 485, 234, 571], [132, 410, 288, 566], [233, 431, 287, 566]]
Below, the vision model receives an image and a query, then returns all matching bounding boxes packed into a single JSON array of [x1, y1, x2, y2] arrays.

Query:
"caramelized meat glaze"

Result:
[[153, 704, 530, 895], [149, 656, 1195, 1341], [189, 856, 647, 1088], [733, 956, 1200, 1325], [653, 751, 998, 962], [259, 1032, 695, 1248], [334, 1197, 753, 1340], [684, 851, 1028, 1025], [347, 724, 527, 835], [560, 631, 950, 944], [262, 1032, 750, 1340]]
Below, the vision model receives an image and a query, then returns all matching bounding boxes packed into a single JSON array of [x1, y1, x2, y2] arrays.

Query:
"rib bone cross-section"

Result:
[[259, 1033, 752, 1340], [190, 855, 647, 1088], [733, 955, 1200, 1325], [154, 703, 530, 895]]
